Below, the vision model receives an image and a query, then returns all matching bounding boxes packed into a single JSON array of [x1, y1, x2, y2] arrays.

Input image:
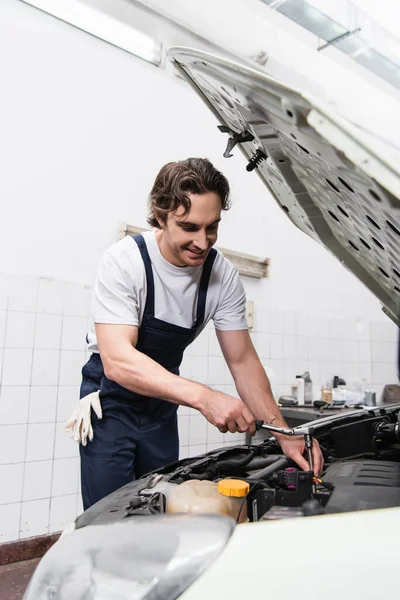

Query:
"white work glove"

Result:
[[65, 391, 102, 446]]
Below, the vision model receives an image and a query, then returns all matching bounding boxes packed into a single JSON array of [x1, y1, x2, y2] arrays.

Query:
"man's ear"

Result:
[[154, 210, 166, 229]]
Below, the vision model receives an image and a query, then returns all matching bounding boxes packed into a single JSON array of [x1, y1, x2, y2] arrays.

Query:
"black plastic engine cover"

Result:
[[330, 416, 383, 458], [324, 459, 400, 513]]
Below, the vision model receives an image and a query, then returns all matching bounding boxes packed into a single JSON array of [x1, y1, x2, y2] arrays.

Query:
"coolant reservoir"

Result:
[[167, 479, 250, 523], [218, 479, 250, 524]]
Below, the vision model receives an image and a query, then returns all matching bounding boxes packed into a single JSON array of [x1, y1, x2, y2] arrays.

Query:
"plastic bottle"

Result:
[[321, 382, 333, 404], [303, 371, 313, 405], [167, 478, 250, 523], [295, 375, 305, 405]]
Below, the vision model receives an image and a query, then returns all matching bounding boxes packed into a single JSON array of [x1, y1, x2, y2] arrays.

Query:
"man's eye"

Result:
[[180, 224, 196, 232], [207, 224, 218, 232]]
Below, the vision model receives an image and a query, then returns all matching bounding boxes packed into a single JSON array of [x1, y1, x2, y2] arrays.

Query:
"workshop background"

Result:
[[0, 0, 398, 543]]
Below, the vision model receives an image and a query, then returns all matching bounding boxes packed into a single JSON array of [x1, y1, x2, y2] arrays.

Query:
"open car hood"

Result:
[[167, 47, 400, 323]]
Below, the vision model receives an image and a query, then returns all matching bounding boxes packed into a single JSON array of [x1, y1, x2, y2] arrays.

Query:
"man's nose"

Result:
[[194, 230, 208, 250]]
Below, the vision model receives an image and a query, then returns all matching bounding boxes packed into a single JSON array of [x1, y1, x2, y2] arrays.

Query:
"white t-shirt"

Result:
[[86, 231, 248, 352]]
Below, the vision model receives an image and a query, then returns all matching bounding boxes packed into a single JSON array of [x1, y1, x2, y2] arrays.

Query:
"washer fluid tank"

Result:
[[167, 478, 250, 523]]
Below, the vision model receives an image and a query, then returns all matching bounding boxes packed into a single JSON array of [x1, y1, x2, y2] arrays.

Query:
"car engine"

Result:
[[75, 404, 400, 529]]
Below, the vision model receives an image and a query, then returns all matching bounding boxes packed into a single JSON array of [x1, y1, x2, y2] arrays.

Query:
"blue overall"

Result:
[[79, 234, 217, 510]]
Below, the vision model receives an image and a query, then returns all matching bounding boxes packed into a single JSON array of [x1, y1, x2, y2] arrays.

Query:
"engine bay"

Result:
[[75, 405, 400, 529]]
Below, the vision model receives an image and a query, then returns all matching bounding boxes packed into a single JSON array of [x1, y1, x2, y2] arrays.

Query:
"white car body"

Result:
[[180, 506, 398, 600]]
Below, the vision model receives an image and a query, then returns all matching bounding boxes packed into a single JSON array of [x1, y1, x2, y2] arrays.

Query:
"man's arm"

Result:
[[96, 323, 256, 435], [216, 329, 286, 426], [97, 323, 199, 408], [216, 329, 324, 475]]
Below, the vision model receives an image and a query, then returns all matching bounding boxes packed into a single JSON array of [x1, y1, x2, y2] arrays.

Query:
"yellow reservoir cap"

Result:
[[218, 479, 250, 498]]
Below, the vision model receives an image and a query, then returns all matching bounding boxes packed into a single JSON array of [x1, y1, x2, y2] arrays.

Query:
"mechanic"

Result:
[[66, 157, 323, 509]]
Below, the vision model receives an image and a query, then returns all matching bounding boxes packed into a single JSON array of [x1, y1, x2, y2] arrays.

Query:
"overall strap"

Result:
[[195, 248, 217, 327], [132, 234, 155, 317]]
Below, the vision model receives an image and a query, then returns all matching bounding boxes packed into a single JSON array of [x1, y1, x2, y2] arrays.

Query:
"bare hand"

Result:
[[276, 435, 324, 477], [199, 390, 256, 436]]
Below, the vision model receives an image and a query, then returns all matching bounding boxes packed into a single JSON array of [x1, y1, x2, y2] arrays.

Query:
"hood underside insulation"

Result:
[[168, 47, 400, 323]]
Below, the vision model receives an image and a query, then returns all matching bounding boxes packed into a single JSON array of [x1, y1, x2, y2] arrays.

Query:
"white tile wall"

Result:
[[206, 421, 224, 445], [319, 338, 330, 362], [63, 283, 90, 317], [34, 314, 63, 350], [179, 446, 189, 459], [0, 463, 24, 504], [54, 422, 79, 459], [295, 336, 308, 361], [51, 458, 79, 497], [255, 306, 269, 332], [0, 424, 27, 464], [0, 275, 9, 311], [76, 494, 83, 516], [49, 495, 78, 534], [187, 444, 207, 456], [190, 356, 208, 385], [59, 351, 85, 385], [0, 310, 7, 346], [283, 335, 297, 360], [268, 359, 284, 384], [8, 275, 38, 313], [225, 432, 246, 445], [5, 312, 36, 349], [190, 332, 209, 356], [178, 414, 190, 447], [37, 279, 65, 315], [23, 460, 53, 501], [358, 362, 372, 382], [269, 309, 283, 334], [0, 386, 30, 424], [208, 330, 222, 356], [31, 350, 60, 386], [208, 356, 226, 386], [2, 349, 33, 385], [29, 386, 58, 423], [179, 355, 191, 379], [189, 414, 207, 446], [258, 332, 271, 359], [56, 386, 80, 422], [0, 503, 22, 543], [283, 310, 297, 336], [26, 423, 56, 462], [61, 317, 88, 351], [0, 273, 398, 543], [20, 499, 50, 539], [226, 384, 238, 398]]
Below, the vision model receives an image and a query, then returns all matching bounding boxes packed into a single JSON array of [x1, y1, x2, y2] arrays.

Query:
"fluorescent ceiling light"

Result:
[[261, 0, 400, 90], [21, 0, 163, 66]]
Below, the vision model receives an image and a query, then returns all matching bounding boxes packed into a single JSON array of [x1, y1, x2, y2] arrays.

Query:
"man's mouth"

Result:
[[185, 248, 205, 258]]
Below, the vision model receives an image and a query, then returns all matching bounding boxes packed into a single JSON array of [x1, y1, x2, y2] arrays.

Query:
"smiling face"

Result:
[[155, 192, 222, 267]]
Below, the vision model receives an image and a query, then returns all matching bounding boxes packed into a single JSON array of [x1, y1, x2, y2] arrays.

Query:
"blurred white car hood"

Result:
[[179, 505, 399, 600]]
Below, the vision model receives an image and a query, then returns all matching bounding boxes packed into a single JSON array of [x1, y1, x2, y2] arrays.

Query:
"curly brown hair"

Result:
[[147, 158, 231, 228]]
